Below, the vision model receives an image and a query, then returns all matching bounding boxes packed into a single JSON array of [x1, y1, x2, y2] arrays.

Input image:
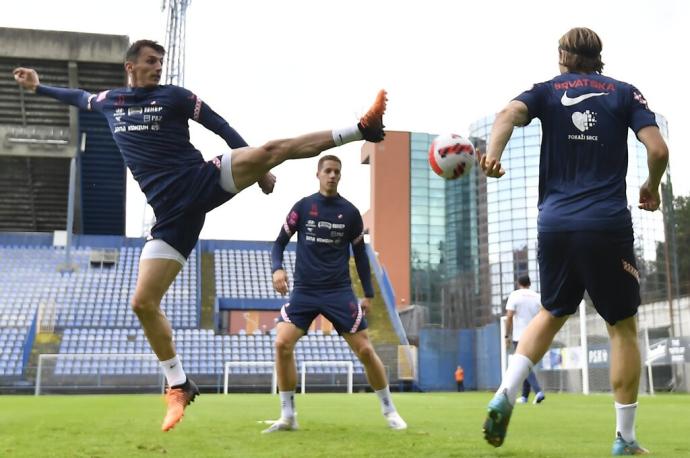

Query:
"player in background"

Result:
[[504, 275, 544, 404], [479, 28, 668, 455], [265, 155, 407, 433], [13, 39, 388, 432]]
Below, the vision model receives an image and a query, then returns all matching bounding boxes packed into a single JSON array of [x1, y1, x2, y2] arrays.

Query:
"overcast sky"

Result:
[[4, 0, 688, 241]]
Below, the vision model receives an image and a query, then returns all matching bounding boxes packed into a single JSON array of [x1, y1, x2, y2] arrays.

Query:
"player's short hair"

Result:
[[318, 155, 342, 171], [558, 27, 604, 74], [126, 40, 166, 62], [517, 275, 531, 287]]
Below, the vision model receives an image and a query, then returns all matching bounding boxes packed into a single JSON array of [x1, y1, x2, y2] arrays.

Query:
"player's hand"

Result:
[[638, 180, 661, 212], [13, 67, 40, 92], [258, 172, 276, 195], [479, 152, 505, 178], [360, 297, 372, 315], [272, 269, 289, 295]]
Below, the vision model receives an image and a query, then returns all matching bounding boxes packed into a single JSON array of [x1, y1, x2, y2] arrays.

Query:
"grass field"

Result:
[[1, 392, 689, 457]]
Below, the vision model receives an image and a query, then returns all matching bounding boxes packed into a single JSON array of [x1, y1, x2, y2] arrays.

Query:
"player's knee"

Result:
[[274, 338, 295, 357], [355, 344, 376, 363], [130, 294, 160, 316]]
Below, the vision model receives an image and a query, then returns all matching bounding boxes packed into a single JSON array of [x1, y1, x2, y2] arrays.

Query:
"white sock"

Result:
[[375, 386, 396, 415], [497, 353, 533, 405], [160, 355, 186, 387], [332, 125, 363, 146], [280, 390, 295, 419], [615, 401, 638, 442]]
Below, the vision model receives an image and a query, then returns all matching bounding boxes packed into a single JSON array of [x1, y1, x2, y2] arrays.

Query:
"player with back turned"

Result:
[[479, 27, 668, 455]]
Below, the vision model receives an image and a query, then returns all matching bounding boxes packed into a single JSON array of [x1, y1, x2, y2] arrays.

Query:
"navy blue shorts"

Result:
[[150, 157, 235, 259], [278, 287, 368, 335], [538, 228, 640, 325]]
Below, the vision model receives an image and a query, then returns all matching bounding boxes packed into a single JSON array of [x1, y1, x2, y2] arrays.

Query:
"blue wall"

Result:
[[419, 329, 460, 391], [418, 322, 501, 391]]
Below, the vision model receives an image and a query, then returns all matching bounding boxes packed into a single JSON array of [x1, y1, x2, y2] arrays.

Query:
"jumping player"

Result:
[[479, 28, 668, 455], [265, 155, 407, 433], [13, 39, 388, 432]]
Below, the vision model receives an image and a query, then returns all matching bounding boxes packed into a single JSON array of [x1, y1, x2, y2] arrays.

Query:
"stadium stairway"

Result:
[[25, 332, 61, 384], [348, 258, 400, 383]]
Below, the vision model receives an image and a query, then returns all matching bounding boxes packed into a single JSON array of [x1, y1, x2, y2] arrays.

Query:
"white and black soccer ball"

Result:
[[428, 134, 476, 180]]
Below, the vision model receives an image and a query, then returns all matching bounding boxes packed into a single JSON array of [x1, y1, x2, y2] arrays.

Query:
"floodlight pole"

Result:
[[64, 155, 76, 269]]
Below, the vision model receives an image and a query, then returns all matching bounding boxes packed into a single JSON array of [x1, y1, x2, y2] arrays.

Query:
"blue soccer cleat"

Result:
[[612, 433, 649, 455], [483, 389, 513, 447]]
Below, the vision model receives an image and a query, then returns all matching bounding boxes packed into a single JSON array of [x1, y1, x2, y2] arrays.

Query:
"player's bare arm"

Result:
[[636, 125, 669, 212], [480, 100, 529, 178]]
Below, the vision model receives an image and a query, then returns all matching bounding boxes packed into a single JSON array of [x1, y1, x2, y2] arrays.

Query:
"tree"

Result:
[[668, 194, 690, 296]]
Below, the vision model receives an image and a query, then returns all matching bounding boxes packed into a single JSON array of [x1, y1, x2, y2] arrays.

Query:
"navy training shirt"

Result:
[[35, 84, 247, 211], [271, 193, 375, 297], [514, 72, 657, 232]]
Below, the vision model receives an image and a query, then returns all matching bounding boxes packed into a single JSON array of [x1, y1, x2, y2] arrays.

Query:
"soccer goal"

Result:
[[300, 361, 353, 394], [223, 361, 277, 395], [35, 353, 163, 395]]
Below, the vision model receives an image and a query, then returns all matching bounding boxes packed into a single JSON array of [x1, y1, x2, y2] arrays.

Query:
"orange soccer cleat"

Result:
[[161, 378, 199, 432], [357, 89, 388, 143]]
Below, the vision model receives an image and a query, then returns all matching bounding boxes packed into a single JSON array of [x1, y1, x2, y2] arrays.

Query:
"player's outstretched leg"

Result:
[[225, 90, 388, 193], [483, 388, 514, 447], [162, 378, 200, 432], [483, 310, 567, 447]]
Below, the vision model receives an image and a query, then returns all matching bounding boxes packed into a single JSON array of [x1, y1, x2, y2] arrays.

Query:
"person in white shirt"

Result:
[[504, 275, 545, 404]]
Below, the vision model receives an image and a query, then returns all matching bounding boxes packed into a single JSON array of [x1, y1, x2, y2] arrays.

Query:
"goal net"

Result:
[[222, 360, 354, 394], [223, 361, 277, 394], [300, 361, 353, 394], [35, 353, 163, 395]]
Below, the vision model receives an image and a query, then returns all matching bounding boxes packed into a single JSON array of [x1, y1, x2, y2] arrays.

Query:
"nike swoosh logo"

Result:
[[561, 91, 608, 106]]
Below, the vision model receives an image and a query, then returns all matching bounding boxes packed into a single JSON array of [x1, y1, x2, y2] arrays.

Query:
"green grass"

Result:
[[1, 392, 689, 457]]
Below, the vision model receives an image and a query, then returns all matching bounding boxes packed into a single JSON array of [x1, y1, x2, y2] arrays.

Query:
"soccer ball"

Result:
[[428, 134, 476, 180]]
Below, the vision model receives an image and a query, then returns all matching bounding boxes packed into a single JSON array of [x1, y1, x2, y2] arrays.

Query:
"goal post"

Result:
[[223, 361, 277, 395], [300, 361, 353, 394], [35, 353, 162, 395]]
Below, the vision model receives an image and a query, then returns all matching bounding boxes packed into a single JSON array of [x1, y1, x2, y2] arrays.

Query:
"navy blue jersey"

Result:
[[35, 84, 247, 211], [271, 193, 374, 297], [514, 73, 657, 232]]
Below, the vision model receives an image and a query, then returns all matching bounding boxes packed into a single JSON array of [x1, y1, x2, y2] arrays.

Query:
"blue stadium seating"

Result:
[[0, 245, 198, 330], [214, 249, 296, 299], [0, 327, 29, 376], [1, 240, 365, 384]]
